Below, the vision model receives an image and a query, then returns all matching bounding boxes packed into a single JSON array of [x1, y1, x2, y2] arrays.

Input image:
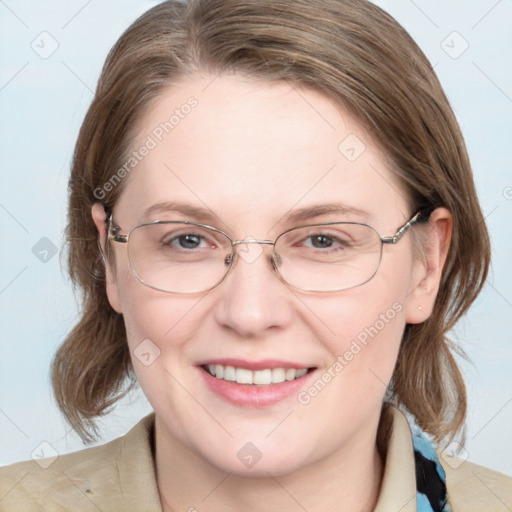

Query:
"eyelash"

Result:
[[160, 231, 351, 252]]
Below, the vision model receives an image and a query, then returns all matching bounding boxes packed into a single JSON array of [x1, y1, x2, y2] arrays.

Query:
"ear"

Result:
[[405, 207, 452, 324], [91, 203, 123, 314]]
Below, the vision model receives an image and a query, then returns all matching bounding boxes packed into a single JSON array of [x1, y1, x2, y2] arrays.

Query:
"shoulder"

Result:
[[386, 406, 512, 512], [0, 413, 161, 512], [441, 455, 512, 512], [0, 436, 123, 511]]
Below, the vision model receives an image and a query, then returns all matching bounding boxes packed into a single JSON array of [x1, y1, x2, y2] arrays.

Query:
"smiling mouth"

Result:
[[201, 364, 315, 386]]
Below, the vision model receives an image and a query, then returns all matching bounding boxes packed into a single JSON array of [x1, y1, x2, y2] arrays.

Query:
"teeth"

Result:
[[272, 368, 286, 384], [285, 368, 296, 381], [223, 365, 236, 381], [236, 368, 253, 384], [205, 364, 309, 385], [253, 369, 272, 385]]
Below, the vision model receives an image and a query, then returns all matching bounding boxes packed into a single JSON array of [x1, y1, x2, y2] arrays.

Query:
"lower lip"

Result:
[[198, 366, 316, 407]]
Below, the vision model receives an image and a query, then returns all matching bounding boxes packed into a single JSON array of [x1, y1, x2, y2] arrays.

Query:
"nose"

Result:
[[212, 242, 294, 337]]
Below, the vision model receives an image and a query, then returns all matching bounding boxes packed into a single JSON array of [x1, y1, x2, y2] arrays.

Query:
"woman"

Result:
[[1, 0, 510, 510]]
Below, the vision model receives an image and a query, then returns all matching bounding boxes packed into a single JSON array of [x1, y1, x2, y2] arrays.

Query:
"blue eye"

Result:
[[175, 234, 203, 249]]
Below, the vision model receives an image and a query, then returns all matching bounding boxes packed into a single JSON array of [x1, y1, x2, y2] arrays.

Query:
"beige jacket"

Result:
[[1, 407, 510, 511]]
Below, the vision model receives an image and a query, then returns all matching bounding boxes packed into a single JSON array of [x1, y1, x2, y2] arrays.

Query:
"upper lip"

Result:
[[197, 358, 315, 371]]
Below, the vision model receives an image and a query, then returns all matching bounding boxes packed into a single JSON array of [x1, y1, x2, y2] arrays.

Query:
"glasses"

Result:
[[106, 212, 422, 294]]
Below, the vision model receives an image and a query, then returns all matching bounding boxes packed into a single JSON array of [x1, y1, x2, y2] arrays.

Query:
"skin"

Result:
[[92, 74, 451, 512]]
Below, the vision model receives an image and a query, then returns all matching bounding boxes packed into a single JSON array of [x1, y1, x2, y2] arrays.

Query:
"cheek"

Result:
[[291, 295, 406, 442], [339, 297, 405, 390], [120, 287, 199, 348], [309, 291, 406, 370], [117, 285, 205, 407], [298, 253, 412, 397], [112, 252, 202, 354]]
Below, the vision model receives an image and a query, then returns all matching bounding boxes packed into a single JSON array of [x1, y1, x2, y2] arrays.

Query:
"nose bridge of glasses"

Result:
[[228, 238, 279, 270], [232, 239, 274, 247]]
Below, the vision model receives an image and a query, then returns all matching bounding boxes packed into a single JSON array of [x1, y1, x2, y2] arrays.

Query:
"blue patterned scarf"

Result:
[[412, 431, 452, 512]]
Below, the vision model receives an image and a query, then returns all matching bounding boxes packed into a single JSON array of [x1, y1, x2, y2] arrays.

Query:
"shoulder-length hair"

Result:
[[52, 0, 490, 443]]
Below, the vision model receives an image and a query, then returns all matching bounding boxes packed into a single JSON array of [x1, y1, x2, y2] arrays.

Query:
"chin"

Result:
[[198, 437, 312, 478], [212, 455, 305, 478]]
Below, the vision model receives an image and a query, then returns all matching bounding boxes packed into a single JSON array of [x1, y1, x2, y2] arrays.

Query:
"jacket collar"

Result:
[[116, 405, 419, 511]]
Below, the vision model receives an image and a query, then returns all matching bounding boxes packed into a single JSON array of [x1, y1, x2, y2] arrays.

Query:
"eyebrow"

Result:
[[279, 203, 370, 225], [141, 201, 370, 227], [141, 202, 219, 224]]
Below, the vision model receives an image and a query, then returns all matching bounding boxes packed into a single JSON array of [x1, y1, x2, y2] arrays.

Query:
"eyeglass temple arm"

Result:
[[381, 212, 422, 245], [106, 213, 128, 244]]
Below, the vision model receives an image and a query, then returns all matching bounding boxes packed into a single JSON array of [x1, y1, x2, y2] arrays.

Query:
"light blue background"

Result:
[[1, 0, 511, 476]]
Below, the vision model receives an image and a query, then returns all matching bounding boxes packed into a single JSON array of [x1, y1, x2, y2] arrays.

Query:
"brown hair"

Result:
[[52, 0, 490, 443]]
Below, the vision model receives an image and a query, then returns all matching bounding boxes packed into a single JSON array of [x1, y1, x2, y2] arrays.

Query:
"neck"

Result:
[[155, 414, 385, 512]]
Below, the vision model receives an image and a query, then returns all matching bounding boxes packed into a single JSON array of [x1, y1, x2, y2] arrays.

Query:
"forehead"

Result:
[[115, 74, 409, 233]]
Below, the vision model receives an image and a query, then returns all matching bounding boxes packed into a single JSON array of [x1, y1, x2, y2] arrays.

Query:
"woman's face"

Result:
[[96, 74, 432, 476]]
